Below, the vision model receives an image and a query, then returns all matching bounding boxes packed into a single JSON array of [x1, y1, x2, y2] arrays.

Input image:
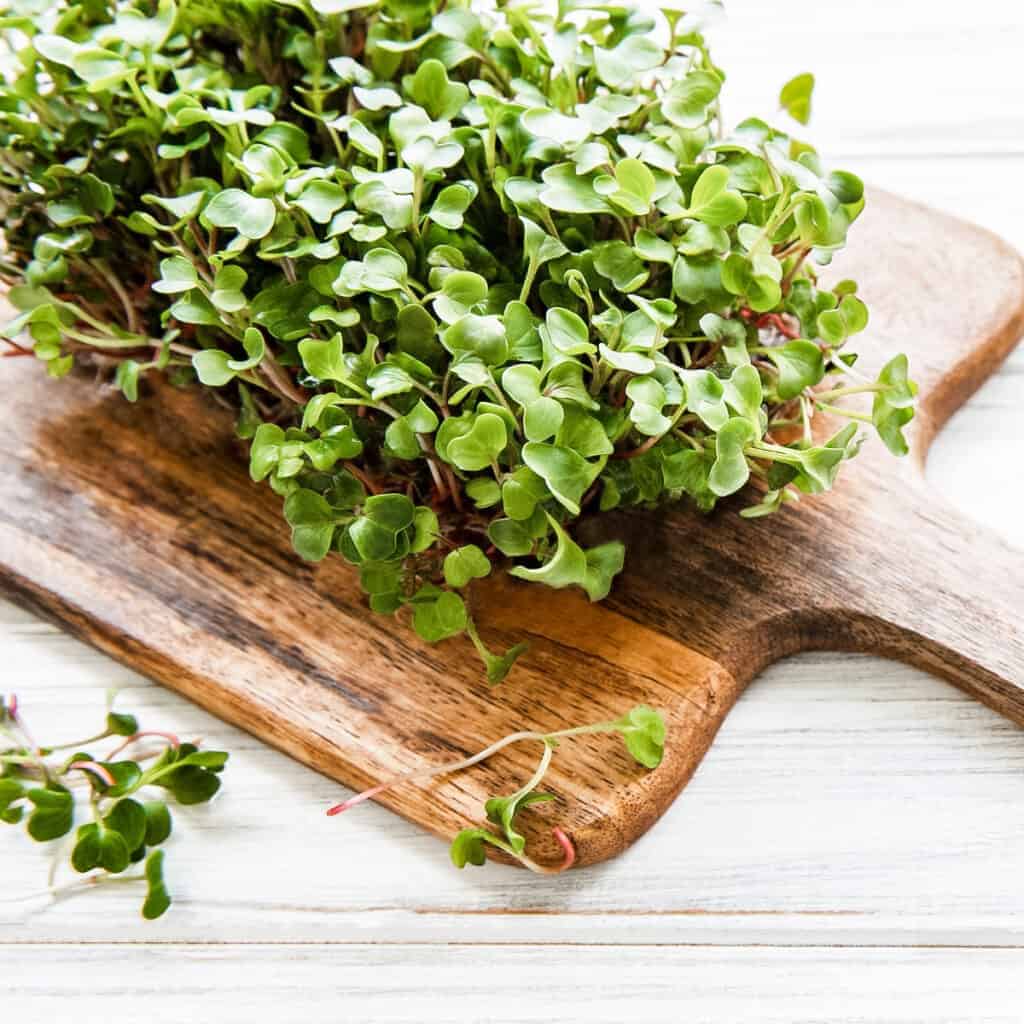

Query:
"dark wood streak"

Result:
[[1, 190, 1023, 868]]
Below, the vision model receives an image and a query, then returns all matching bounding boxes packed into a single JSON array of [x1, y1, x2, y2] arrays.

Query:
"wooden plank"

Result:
[[6, 944, 1024, 1022]]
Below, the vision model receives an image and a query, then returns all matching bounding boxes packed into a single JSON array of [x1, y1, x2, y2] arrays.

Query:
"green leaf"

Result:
[[817, 294, 869, 344], [663, 70, 721, 129], [604, 158, 656, 215], [682, 165, 747, 227], [348, 517, 398, 561], [284, 488, 338, 561], [143, 191, 207, 225], [435, 271, 488, 324], [501, 466, 548, 520], [594, 35, 662, 89], [143, 801, 173, 846], [142, 849, 171, 920], [485, 788, 556, 854], [544, 307, 594, 356], [582, 541, 625, 602], [613, 705, 667, 768], [228, 328, 265, 371], [446, 412, 507, 471], [475, 636, 531, 685], [523, 396, 565, 442], [412, 589, 468, 643], [100, 760, 143, 797], [521, 443, 598, 516], [450, 827, 501, 868], [872, 354, 917, 456], [192, 349, 236, 387], [780, 72, 815, 125], [429, 184, 475, 230], [633, 229, 675, 264], [724, 364, 764, 427], [293, 180, 347, 224], [410, 506, 440, 553], [152, 256, 199, 295], [104, 798, 147, 853], [410, 59, 470, 120], [522, 108, 592, 147], [203, 188, 276, 240], [510, 514, 587, 589], [26, 786, 74, 842], [443, 314, 508, 366], [115, 360, 141, 402], [72, 48, 130, 90], [0, 779, 26, 817], [154, 763, 221, 805], [594, 240, 648, 293], [250, 423, 286, 482], [708, 417, 757, 496], [443, 544, 491, 588], [364, 493, 415, 532], [170, 291, 220, 327], [298, 336, 348, 383], [539, 164, 612, 215], [367, 361, 415, 400], [767, 340, 825, 399], [71, 821, 130, 873], [488, 518, 535, 557]]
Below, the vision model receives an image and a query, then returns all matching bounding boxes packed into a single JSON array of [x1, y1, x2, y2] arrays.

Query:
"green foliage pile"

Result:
[[0, 0, 915, 678]]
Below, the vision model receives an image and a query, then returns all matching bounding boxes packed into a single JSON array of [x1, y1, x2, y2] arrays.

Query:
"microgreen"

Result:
[[0, 692, 227, 919], [0, 0, 914, 682], [326, 704, 667, 872]]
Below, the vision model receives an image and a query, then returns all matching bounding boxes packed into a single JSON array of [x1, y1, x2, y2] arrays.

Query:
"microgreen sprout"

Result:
[[0, 692, 228, 919], [0, 0, 914, 679], [327, 704, 666, 872]]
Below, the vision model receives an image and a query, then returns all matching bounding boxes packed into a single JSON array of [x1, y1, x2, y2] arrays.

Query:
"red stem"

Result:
[[2, 337, 32, 356]]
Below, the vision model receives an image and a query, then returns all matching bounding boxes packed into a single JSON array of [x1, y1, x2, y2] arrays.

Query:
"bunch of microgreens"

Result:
[[0, 0, 915, 872], [1, 692, 226, 917], [0, 692, 228, 917]]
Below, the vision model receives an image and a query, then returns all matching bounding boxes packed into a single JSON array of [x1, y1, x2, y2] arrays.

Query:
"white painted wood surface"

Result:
[[4, 1, 1024, 1019]]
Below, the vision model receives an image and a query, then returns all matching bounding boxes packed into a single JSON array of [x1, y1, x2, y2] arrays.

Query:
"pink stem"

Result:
[[551, 828, 576, 872], [68, 761, 116, 787], [326, 782, 388, 816], [324, 730, 546, 818], [104, 730, 180, 761]]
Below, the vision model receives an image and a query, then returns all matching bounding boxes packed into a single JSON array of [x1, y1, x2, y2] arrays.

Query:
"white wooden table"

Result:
[[4, 2, 1024, 1019]]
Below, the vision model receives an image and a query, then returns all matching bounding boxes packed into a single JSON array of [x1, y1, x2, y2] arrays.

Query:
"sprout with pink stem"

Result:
[[104, 730, 180, 761], [326, 705, 667, 874], [67, 760, 117, 788]]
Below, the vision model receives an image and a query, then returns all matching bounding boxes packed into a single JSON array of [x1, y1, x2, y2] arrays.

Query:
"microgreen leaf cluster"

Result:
[[0, 0, 915, 677], [327, 702, 667, 872], [0, 692, 227, 919]]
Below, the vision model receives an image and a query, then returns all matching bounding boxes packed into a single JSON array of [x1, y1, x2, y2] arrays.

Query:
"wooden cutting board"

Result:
[[3, 189, 1024, 869]]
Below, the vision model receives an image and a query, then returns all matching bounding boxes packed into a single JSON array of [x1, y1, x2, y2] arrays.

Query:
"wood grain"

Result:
[[8, 944, 1024, 1024], [2, 189, 1023, 869]]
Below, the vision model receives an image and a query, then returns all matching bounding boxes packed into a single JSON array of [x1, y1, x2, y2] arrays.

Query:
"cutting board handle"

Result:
[[848, 495, 1024, 725]]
